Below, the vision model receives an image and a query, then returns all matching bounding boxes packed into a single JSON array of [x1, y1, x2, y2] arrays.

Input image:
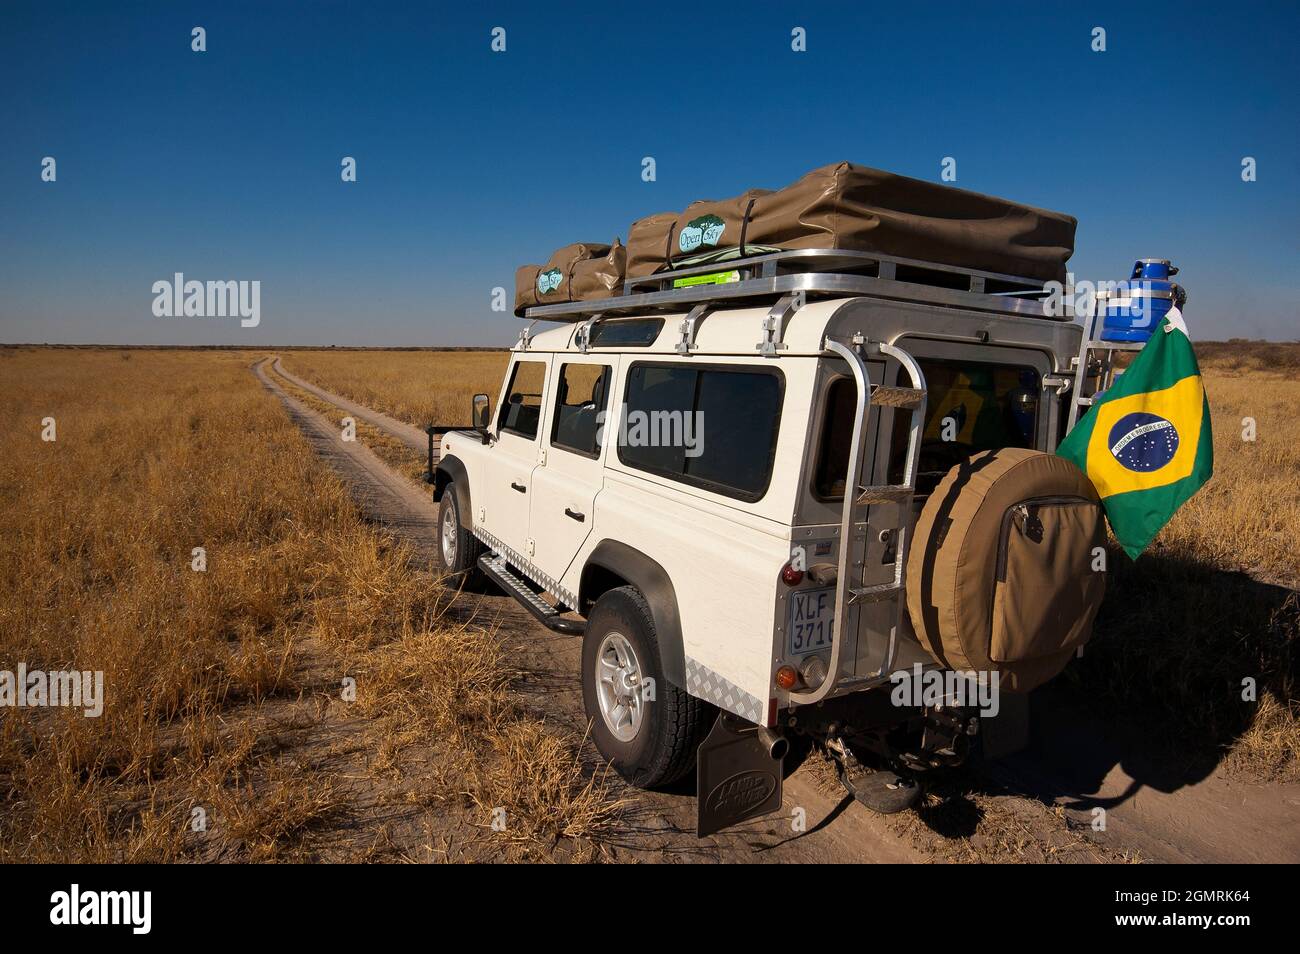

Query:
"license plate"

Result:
[[788, 587, 835, 657]]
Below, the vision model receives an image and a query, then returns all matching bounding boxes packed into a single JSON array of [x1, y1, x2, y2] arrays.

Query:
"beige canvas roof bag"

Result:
[[626, 211, 681, 279], [514, 240, 625, 315], [570, 239, 625, 302], [625, 161, 1076, 282], [906, 448, 1106, 693]]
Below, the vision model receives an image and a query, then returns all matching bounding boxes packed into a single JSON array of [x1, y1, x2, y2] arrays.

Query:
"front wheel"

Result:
[[581, 586, 713, 788], [436, 484, 482, 584]]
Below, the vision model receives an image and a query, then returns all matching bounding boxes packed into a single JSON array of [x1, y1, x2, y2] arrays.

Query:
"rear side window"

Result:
[[813, 377, 857, 499], [499, 360, 546, 439], [588, 318, 663, 348], [551, 363, 612, 457], [619, 363, 782, 501]]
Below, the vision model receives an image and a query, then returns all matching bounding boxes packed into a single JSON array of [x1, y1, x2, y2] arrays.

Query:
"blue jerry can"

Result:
[[1099, 259, 1182, 343]]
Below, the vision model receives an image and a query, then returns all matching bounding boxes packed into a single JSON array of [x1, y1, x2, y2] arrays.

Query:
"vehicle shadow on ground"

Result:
[[962, 550, 1297, 822]]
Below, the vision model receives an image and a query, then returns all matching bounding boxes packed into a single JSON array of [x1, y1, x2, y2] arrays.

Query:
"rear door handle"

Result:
[[564, 507, 585, 523], [511, 481, 527, 494]]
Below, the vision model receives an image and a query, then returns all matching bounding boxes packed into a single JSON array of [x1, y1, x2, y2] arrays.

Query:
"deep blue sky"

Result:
[[1, 1, 1296, 345]]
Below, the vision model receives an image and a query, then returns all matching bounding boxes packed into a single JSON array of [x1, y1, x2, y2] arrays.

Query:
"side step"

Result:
[[477, 553, 586, 635]]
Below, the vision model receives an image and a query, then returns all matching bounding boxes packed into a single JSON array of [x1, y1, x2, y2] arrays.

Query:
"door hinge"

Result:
[[526, 538, 536, 557], [538, 448, 547, 465]]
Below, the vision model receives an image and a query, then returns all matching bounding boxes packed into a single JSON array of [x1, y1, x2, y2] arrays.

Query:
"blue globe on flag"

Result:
[[1108, 411, 1180, 473]]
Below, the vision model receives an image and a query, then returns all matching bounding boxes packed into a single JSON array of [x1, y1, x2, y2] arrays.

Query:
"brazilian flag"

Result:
[[1057, 309, 1213, 559]]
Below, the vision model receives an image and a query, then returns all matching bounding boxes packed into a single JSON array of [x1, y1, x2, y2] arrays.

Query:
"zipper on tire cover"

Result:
[[994, 495, 1093, 583]]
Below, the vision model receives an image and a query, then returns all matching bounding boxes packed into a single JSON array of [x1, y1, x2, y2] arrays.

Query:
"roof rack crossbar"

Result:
[[522, 248, 1059, 326]]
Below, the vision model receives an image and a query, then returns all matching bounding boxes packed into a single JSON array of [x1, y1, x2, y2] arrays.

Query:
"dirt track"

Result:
[[254, 356, 1300, 864]]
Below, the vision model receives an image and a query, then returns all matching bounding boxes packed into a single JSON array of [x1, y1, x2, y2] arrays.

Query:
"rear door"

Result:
[[482, 355, 550, 560], [529, 357, 615, 589]]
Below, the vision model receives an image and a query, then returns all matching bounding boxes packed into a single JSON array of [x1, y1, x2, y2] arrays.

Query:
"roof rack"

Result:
[[521, 248, 1064, 324]]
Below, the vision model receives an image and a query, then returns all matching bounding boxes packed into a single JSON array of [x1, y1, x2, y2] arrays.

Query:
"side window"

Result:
[[588, 318, 664, 348], [551, 363, 612, 457], [619, 363, 783, 501], [813, 377, 857, 499], [499, 360, 546, 439]]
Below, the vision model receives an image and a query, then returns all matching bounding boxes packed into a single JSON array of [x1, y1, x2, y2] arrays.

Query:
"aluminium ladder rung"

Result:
[[855, 484, 914, 505], [848, 581, 904, 605], [869, 385, 925, 409]]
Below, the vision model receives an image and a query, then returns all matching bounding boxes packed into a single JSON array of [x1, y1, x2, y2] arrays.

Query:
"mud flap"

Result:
[[696, 711, 784, 837]]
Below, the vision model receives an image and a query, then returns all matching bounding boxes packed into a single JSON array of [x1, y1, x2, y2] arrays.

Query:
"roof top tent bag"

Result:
[[514, 240, 626, 315], [625, 162, 1077, 283], [625, 192, 777, 280], [626, 211, 683, 281]]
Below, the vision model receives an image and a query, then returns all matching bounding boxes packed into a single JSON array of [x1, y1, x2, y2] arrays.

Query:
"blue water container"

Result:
[[1098, 259, 1180, 343]]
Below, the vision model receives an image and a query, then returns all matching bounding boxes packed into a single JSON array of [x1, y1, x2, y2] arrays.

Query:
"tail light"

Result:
[[775, 665, 800, 691], [780, 561, 804, 586]]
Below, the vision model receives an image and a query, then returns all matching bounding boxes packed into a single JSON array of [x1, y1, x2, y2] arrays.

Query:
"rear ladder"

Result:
[[1066, 292, 1144, 431], [788, 335, 927, 705]]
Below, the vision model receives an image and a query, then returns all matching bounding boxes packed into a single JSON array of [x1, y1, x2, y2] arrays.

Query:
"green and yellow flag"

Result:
[[1057, 309, 1213, 559]]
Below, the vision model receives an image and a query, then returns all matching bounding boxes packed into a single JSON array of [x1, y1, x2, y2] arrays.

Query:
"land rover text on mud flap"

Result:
[[434, 167, 1111, 835]]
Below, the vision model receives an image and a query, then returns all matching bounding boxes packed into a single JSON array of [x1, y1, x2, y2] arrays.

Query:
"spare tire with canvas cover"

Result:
[[906, 448, 1106, 693]]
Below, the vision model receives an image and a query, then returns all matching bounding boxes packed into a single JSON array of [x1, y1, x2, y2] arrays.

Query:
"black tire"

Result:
[[581, 586, 714, 788], [436, 484, 483, 584]]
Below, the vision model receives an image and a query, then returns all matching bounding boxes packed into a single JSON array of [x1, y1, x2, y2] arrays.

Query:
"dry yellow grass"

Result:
[[1162, 368, 1300, 585], [280, 350, 509, 427], [1075, 362, 1300, 778], [0, 348, 619, 862]]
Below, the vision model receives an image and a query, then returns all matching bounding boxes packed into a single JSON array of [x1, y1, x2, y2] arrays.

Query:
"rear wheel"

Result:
[[581, 586, 713, 788], [436, 484, 482, 584]]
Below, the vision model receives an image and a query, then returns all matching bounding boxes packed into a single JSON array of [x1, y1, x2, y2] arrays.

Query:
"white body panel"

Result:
[[529, 355, 613, 581], [442, 296, 1082, 726]]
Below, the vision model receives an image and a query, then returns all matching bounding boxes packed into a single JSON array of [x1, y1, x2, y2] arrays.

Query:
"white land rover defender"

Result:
[[434, 176, 1113, 835]]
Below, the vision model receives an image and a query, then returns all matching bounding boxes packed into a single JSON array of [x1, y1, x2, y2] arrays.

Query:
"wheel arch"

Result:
[[433, 454, 471, 529], [580, 540, 685, 688]]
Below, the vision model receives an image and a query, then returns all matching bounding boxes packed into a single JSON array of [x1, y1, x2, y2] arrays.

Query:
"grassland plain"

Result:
[[283, 350, 510, 428], [280, 344, 1299, 780], [0, 348, 619, 862]]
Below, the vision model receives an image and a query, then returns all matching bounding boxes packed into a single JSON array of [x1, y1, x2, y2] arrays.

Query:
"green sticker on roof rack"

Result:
[[672, 270, 741, 289]]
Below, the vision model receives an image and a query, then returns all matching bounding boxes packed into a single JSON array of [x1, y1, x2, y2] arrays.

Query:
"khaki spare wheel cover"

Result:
[[906, 448, 1106, 693]]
